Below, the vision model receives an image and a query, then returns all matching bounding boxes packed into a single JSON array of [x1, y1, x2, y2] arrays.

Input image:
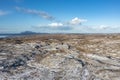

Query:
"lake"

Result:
[[0, 35, 7, 38]]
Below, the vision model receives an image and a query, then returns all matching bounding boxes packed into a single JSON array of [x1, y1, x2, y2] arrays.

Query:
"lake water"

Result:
[[0, 35, 7, 38]]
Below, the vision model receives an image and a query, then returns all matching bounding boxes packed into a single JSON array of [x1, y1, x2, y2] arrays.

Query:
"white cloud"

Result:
[[15, 7, 55, 20], [32, 22, 73, 30], [99, 25, 109, 30], [89, 25, 110, 30], [69, 17, 87, 25], [0, 10, 9, 16], [48, 22, 63, 27]]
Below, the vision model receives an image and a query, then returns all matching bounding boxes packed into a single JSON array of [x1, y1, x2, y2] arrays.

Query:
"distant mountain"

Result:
[[0, 31, 49, 36], [20, 31, 37, 35]]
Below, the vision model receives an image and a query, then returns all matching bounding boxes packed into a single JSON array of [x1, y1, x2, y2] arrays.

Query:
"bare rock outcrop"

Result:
[[0, 34, 120, 80]]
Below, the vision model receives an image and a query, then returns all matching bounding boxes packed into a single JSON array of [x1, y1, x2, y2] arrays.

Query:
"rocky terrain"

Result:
[[0, 34, 120, 80]]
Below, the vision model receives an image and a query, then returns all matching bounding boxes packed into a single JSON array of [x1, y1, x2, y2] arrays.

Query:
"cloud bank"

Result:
[[15, 7, 55, 20], [15, 7, 88, 31], [32, 17, 87, 31], [48, 23, 63, 27], [33, 22, 73, 30]]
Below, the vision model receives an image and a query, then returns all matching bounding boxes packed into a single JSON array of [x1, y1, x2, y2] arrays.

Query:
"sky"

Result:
[[0, 0, 120, 33]]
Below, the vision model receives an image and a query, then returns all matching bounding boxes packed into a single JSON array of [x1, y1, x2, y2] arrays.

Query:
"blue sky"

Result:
[[0, 0, 120, 33]]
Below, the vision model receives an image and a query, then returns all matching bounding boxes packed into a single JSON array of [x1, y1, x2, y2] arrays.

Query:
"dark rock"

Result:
[[21, 54, 31, 61], [35, 45, 40, 49], [14, 40, 23, 44], [77, 59, 86, 67], [68, 45, 72, 49], [56, 47, 59, 49], [107, 56, 112, 59], [1, 54, 29, 71]]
